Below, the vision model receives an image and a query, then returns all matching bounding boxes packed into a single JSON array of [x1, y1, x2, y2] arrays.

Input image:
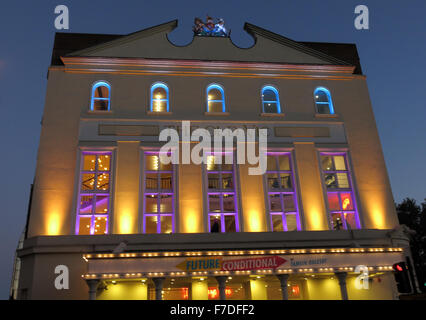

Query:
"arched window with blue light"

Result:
[[90, 81, 111, 111], [207, 84, 225, 113], [261, 86, 281, 113], [314, 87, 334, 114], [150, 83, 169, 112]]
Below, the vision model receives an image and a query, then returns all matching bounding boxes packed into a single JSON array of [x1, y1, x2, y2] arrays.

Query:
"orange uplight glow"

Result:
[[181, 287, 189, 300], [208, 287, 232, 299], [248, 211, 262, 232], [119, 214, 133, 234], [291, 285, 300, 297], [47, 212, 61, 235]]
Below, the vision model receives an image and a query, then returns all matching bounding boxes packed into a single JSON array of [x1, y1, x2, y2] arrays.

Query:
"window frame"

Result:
[[74, 149, 115, 235], [261, 86, 281, 114], [318, 151, 361, 230], [90, 81, 111, 112], [263, 151, 302, 232], [141, 150, 177, 234], [206, 84, 226, 113], [314, 87, 334, 115], [150, 82, 170, 113], [202, 151, 241, 233]]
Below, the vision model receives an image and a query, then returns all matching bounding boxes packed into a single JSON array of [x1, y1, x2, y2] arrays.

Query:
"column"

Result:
[[152, 277, 165, 300], [215, 276, 227, 300], [113, 141, 140, 234], [294, 142, 328, 230], [86, 279, 100, 300], [335, 272, 348, 300], [276, 274, 290, 300]]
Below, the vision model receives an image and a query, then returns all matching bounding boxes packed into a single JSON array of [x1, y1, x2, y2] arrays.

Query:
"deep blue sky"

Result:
[[0, 0, 425, 299]]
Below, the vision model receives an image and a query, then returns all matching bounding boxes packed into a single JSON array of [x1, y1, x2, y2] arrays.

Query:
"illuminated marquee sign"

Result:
[[176, 256, 286, 272], [85, 251, 405, 276]]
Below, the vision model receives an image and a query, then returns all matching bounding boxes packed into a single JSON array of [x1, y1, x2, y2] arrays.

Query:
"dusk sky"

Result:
[[0, 0, 425, 298]]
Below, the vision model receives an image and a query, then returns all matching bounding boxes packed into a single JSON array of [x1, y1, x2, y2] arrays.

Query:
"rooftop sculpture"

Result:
[[193, 16, 229, 37]]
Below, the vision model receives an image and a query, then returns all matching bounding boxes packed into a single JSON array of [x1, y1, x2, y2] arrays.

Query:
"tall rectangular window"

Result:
[[265, 152, 301, 232], [143, 151, 174, 234], [76, 152, 112, 235], [205, 153, 239, 233], [320, 152, 360, 230]]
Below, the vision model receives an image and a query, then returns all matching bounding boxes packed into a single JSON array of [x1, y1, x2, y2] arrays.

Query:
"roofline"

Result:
[[244, 22, 352, 66], [67, 19, 178, 57]]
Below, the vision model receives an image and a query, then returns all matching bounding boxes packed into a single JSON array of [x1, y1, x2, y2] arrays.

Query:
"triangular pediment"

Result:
[[67, 20, 350, 66]]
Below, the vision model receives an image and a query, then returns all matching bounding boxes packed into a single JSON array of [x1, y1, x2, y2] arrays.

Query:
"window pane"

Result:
[[81, 174, 95, 190], [223, 194, 235, 212], [206, 155, 219, 171], [160, 173, 172, 189], [208, 173, 219, 189], [208, 101, 224, 113], [145, 216, 158, 234], [336, 173, 349, 188], [159, 160, 172, 171], [146, 173, 158, 189], [324, 174, 338, 188], [94, 85, 109, 98], [315, 90, 328, 103], [331, 213, 343, 230], [267, 173, 280, 189], [316, 103, 330, 114], [210, 215, 221, 233], [269, 194, 282, 212], [262, 89, 277, 101], [145, 195, 158, 213], [79, 195, 93, 214], [340, 192, 354, 211], [160, 215, 173, 234], [333, 156, 346, 171], [280, 174, 292, 189], [160, 194, 172, 213], [93, 99, 109, 111], [272, 215, 283, 232], [221, 155, 233, 171], [222, 173, 233, 189], [152, 100, 167, 112], [98, 155, 110, 171], [263, 102, 278, 113], [283, 194, 296, 212], [96, 173, 109, 191], [152, 86, 167, 99], [94, 216, 107, 235], [95, 195, 109, 214], [146, 155, 159, 171], [208, 194, 220, 212], [224, 215, 236, 232], [343, 212, 357, 229], [321, 156, 334, 171], [278, 155, 290, 171], [327, 193, 340, 211], [286, 214, 298, 231], [78, 216, 91, 235], [267, 156, 276, 171], [208, 88, 222, 101], [83, 155, 96, 171]]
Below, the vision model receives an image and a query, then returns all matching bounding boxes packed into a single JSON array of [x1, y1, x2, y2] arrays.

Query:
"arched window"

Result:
[[90, 81, 111, 111], [150, 83, 169, 112], [207, 84, 225, 113], [314, 87, 334, 114], [261, 86, 281, 113]]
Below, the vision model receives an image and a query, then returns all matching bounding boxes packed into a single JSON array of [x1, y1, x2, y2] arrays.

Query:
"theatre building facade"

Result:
[[15, 20, 414, 300]]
